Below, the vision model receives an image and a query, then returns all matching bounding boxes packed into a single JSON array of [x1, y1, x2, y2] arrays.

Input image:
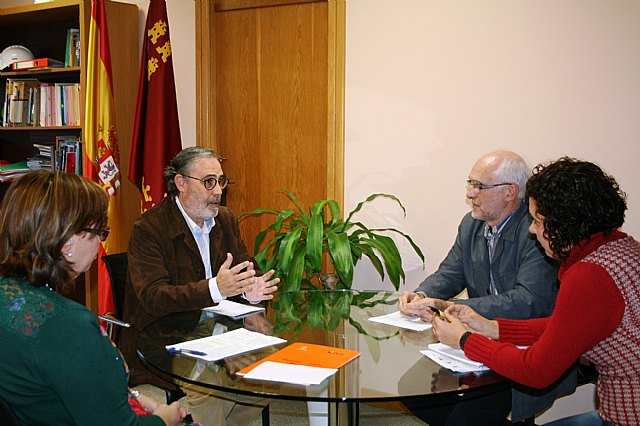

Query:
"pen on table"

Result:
[[167, 347, 207, 356], [428, 306, 446, 319]]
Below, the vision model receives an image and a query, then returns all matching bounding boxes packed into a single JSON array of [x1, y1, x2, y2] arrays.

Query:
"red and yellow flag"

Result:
[[128, 0, 182, 212], [84, 0, 125, 315]]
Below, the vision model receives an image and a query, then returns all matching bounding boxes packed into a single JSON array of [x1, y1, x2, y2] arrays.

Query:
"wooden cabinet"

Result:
[[0, 0, 139, 310]]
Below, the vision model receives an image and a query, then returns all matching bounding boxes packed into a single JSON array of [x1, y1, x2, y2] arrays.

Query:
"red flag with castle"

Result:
[[128, 0, 182, 211], [84, 0, 125, 315]]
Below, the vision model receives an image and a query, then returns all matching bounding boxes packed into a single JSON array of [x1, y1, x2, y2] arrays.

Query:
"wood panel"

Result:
[[196, 0, 344, 256]]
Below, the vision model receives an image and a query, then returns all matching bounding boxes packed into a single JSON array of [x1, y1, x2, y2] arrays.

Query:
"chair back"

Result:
[[0, 395, 21, 425], [101, 252, 129, 343]]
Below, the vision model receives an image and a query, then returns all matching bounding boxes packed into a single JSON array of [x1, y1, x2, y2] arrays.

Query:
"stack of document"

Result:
[[368, 311, 432, 331], [421, 343, 490, 374], [202, 300, 265, 319], [238, 342, 361, 386], [166, 328, 285, 362]]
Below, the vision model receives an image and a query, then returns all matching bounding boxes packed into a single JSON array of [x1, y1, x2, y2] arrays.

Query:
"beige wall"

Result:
[[345, 0, 640, 290]]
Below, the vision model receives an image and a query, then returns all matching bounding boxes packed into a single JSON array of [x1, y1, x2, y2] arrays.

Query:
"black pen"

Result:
[[428, 306, 446, 319], [167, 347, 207, 356]]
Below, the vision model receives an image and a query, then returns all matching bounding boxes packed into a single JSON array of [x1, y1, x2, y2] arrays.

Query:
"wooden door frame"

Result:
[[193, 0, 345, 206]]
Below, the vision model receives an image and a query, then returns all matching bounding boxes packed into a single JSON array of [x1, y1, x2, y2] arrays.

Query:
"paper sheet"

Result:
[[202, 300, 265, 318], [368, 311, 432, 331], [243, 361, 338, 386], [166, 328, 286, 362], [420, 342, 490, 373]]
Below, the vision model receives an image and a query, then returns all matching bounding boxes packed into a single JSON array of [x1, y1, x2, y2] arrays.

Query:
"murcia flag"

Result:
[[128, 0, 182, 212], [84, 0, 125, 315]]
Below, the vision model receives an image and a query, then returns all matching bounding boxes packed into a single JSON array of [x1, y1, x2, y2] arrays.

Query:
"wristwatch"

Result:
[[129, 389, 140, 400], [459, 331, 472, 351]]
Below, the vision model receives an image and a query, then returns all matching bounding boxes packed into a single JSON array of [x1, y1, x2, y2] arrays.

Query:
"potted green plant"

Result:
[[239, 190, 425, 291]]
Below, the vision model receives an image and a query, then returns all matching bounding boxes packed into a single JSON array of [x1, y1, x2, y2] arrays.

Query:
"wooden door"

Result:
[[195, 0, 345, 255]]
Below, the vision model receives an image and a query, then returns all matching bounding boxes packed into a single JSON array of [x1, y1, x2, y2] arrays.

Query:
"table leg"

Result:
[[328, 401, 359, 426]]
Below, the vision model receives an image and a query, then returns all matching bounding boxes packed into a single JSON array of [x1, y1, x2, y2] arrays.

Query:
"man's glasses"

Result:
[[181, 174, 229, 190], [466, 179, 513, 191], [83, 227, 111, 242]]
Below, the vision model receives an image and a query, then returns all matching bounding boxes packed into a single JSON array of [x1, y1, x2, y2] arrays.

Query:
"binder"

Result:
[[12, 58, 64, 71]]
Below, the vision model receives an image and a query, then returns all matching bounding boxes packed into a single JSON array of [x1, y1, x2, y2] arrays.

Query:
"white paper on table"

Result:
[[420, 342, 490, 373], [202, 300, 265, 319], [166, 328, 286, 362], [368, 311, 432, 331], [242, 361, 338, 386]]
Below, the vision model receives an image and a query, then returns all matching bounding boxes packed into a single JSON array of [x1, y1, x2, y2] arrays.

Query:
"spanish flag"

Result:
[[84, 0, 125, 315], [128, 0, 182, 212]]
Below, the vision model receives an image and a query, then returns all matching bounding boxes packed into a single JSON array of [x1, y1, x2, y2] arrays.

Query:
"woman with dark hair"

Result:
[[432, 157, 639, 426], [0, 170, 185, 426]]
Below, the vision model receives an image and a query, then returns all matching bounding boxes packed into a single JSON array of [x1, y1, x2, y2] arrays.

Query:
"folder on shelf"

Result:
[[12, 58, 64, 71]]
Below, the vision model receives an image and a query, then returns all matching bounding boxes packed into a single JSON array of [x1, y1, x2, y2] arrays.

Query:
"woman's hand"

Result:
[[446, 304, 499, 340], [152, 401, 186, 426], [431, 314, 468, 348]]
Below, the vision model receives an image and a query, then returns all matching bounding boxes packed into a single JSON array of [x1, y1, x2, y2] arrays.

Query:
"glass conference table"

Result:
[[137, 290, 507, 425]]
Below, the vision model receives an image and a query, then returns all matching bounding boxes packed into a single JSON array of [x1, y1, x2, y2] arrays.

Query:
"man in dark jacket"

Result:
[[121, 146, 278, 426], [400, 151, 572, 425]]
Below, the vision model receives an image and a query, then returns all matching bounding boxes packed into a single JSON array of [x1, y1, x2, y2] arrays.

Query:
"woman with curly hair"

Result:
[[0, 170, 185, 426], [432, 157, 640, 426]]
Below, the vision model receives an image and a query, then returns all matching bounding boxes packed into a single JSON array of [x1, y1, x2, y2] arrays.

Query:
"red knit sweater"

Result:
[[464, 230, 640, 425]]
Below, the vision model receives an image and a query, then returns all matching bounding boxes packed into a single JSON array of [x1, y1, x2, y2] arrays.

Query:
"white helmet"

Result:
[[0, 45, 34, 70]]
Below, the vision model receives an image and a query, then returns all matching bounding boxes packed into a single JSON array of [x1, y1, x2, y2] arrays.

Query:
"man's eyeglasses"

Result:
[[466, 179, 513, 191], [181, 174, 229, 190], [83, 227, 111, 242]]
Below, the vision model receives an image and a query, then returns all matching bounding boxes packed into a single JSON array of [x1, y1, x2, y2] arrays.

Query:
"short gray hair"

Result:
[[164, 147, 221, 196], [492, 153, 531, 199]]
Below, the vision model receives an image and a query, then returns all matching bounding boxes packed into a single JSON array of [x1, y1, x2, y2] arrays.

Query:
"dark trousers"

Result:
[[402, 385, 512, 426]]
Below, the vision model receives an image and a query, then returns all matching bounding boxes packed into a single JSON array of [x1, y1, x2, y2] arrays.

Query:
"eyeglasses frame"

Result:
[[466, 179, 514, 191], [83, 227, 111, 242], [181, 174, 229, 190]]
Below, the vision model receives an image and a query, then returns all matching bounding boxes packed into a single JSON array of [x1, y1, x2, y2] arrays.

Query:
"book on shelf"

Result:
[[12, 58, 64, 71], [55, 135, 82, 175], [0, 160, 32, 182], [65, 28, 81, 67], [237, 342, 361, 376], [1, 80, 80, 127]]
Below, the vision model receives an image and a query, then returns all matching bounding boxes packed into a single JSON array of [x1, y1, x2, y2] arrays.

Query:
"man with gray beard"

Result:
[[121, 146, 278, 426], [400, 151, 568, 425]]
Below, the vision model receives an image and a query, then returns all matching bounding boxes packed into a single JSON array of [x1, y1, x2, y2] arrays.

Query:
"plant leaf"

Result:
[[306, 207, 324, 272], [360, 235, 404, 290], [283, 245, 306, 291], [343, 193, 406, 230], [327, 231, 354, 286], [277, 227, 303, 275]]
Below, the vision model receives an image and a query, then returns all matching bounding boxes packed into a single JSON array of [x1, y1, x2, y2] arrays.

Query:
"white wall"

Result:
[[345, 0, 640, 291]]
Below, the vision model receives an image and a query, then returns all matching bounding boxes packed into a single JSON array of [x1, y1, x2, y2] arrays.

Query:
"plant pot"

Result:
[[318, 273, 341, 290]]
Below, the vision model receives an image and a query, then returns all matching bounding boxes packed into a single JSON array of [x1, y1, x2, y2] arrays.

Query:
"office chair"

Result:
[[0, 395, 21, 426], [98, 252, 186, 405]]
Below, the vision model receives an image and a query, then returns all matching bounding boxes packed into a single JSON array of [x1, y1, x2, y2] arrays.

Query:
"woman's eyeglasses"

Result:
[[83, 227, 111, 242]]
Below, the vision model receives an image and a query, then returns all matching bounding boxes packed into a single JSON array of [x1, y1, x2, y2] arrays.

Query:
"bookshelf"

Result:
[[0, 0, 140, 311]]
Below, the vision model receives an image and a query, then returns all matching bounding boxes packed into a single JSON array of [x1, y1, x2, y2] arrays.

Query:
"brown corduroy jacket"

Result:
[[119, 196, 256, 386]]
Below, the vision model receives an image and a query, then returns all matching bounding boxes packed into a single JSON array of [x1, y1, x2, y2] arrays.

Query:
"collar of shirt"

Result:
[[175, 196, 215, 236], [484, 201, 523, 239]]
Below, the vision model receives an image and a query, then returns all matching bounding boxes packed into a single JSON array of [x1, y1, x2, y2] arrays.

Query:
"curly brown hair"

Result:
[[525, 157, 627, 261], [0, 170, 108, 291]]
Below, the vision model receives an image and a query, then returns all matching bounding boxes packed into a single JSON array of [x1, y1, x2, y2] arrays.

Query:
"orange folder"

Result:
[[238, 342, 360, 375]]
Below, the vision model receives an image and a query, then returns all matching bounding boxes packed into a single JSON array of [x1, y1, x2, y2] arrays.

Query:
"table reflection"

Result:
[[137, 290, 505, 404]]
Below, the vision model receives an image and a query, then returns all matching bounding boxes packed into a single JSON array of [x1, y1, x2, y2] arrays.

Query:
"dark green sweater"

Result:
[[0, 277, 164, 426]]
